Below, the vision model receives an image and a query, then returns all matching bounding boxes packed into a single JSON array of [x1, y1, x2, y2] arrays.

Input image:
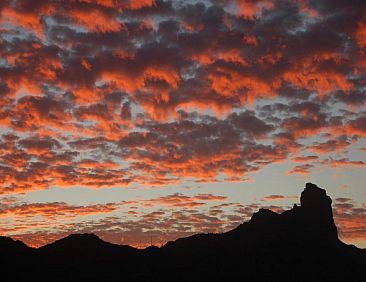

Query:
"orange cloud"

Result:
[[308, 137, 354, 154], [283, 69, 352, 98], [128, 0, 156, 10], [0, 202, 118, 219], [333, 198, 366, 242], [1, 7, 44, 37], [321, 158, 365, 168], [292, 156, 318, 162], [261, 195, 298, 201], [231, 0, 274, 19], [137, 193, 227, 208], [356, 19, 366, 48], [287, 164, 313, 175], [68, 9, 123, 33], [298, 0, 318, 18], [208, 66, 278, 105]]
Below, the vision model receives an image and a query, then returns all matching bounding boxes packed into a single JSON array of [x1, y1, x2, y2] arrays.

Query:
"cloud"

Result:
[[18, 136, 61, 154], [261, 195, 298, 201], [333, 197, 366, 241], [0, 0, 364, 194], [124, 193, 227, 209], [308, 136, 354, 154], [320, 158, 366, 168], [0, 193, 235, 248], [287, 164, 314, 175], [0, 201, 118, 219], [292, 155, 318, 162], [0, 0, 365, 248]]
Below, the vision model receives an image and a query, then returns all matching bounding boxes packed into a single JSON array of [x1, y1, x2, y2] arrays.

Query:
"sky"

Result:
[[0, 0, 365, 249]]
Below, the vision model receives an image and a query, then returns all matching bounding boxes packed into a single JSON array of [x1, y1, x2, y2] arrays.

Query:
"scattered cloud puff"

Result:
[[333, 197, 366, 242]]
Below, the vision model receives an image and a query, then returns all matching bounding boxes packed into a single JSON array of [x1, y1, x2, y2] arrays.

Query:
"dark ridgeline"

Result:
[[1, 183, 365, 281]]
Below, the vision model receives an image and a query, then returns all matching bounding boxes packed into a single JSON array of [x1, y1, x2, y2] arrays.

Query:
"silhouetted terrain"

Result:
[[1, 183, 365, 281]]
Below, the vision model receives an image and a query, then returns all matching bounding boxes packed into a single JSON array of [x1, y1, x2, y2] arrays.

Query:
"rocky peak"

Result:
[[299, 183, 338, 239], [247, 183, 338, 240], [250, 208, 278, 223], [300, 183, 333, 218]]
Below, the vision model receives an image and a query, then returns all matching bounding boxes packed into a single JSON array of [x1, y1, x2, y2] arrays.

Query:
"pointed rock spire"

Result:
[[300, 182, 333, 217], [299, 182, 338, 239]]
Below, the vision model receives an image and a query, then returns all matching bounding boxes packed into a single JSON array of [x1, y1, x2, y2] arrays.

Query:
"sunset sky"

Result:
[[0, 0, 365, 249]]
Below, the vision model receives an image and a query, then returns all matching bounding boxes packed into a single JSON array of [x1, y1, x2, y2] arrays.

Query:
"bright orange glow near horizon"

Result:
[[0, 0, 365, 249]]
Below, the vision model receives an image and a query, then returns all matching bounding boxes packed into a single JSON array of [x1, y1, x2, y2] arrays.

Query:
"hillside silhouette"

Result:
[[1, 183, 365, 281]]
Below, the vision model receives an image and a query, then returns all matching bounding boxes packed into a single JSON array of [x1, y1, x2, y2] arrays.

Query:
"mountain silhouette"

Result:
[[1, 183, 365, 281]]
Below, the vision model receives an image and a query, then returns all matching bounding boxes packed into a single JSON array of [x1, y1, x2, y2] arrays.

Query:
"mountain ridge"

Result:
[[1, 183, 365, 281]]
